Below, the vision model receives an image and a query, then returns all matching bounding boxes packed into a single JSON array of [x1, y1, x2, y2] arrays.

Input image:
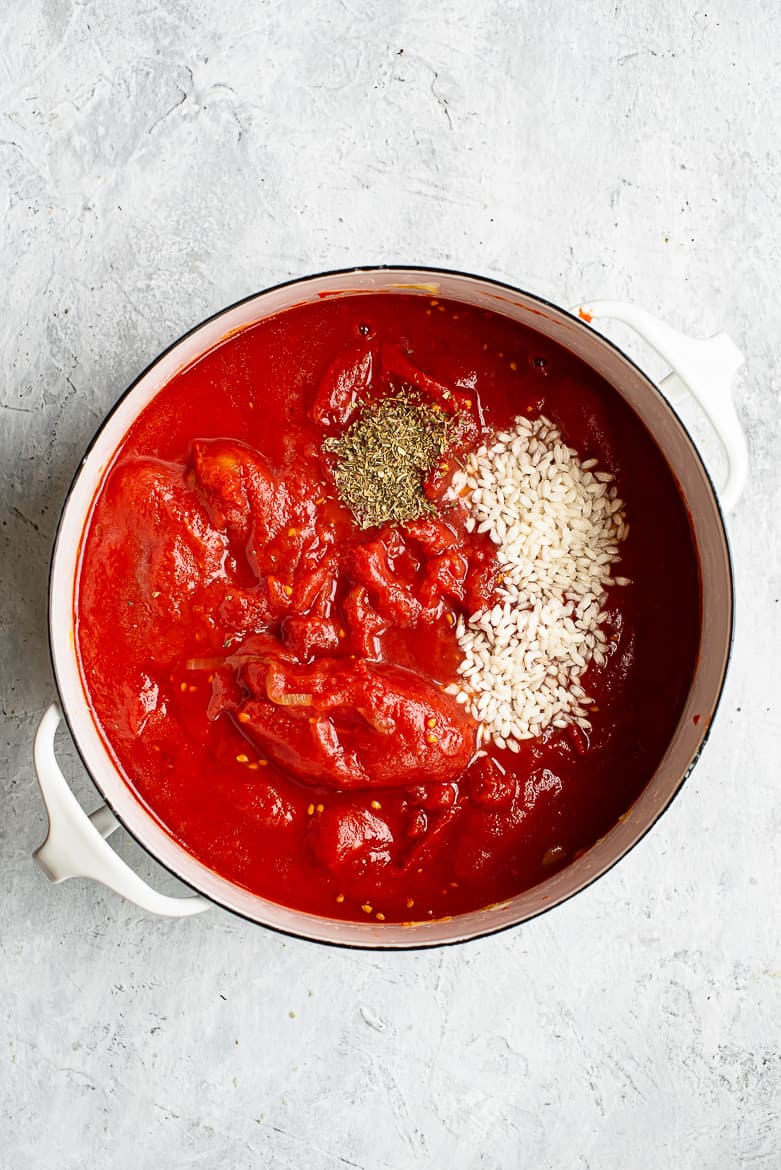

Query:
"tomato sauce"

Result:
[[76, 293, 701, 923]]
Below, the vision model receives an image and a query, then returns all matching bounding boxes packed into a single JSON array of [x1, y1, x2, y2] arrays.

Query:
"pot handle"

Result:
[[572, 301, 747, 510], [33, 704, 210, 917]]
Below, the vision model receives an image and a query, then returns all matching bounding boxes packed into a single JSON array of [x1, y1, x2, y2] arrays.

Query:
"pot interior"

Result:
[[50, 267, 732, 946]]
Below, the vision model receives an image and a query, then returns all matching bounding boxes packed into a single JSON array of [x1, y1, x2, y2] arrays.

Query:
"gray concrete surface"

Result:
[[1, 1, 779, 1167]]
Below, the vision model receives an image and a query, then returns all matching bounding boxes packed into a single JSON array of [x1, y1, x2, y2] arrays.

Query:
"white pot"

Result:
[[33, 267, 746, 947]]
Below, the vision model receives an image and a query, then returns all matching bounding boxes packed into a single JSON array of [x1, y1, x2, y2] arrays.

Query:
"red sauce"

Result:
[[76, 293, 701, 923]]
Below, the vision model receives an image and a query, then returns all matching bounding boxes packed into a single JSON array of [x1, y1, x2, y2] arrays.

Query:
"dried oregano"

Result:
[[323, 391, 452, 528]]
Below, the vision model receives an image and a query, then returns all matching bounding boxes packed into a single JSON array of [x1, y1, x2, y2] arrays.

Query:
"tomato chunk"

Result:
[[342, 586, 387, 658], [349, 540, 421, 626], [192, 438, 289, 546], [308, 805, 394, 876], [402, 517, 459, 555], [311, 343, 374, 428], [453, 766, 563, 881], [236, 657, 476, 789], [281, 614, 341, 659], [419, 550, 469, 608]]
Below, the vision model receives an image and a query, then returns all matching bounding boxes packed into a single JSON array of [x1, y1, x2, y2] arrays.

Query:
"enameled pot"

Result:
[[33, 267, 746, 947]]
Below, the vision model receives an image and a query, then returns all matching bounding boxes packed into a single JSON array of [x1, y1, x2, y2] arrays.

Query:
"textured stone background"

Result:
[[1, 1, 779, 1167]]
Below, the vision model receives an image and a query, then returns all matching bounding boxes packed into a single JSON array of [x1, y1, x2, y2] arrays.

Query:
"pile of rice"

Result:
[[446, 415, 629, 750]]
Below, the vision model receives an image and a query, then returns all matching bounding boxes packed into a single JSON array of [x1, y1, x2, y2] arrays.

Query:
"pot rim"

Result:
[[47, 264, 734, 948]]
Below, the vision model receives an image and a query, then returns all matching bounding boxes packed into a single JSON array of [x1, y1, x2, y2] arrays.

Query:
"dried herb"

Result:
[[324, 390, 452, 528]]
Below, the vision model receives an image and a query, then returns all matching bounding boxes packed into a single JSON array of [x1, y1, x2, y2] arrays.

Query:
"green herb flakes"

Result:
[[324, 392, 452, 528]]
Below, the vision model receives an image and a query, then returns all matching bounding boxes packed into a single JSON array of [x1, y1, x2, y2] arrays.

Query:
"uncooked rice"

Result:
[[445, 414, 629, 749]]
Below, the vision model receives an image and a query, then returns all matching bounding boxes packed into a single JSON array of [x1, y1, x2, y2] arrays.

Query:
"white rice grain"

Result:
[[447, 415, 628, 748]]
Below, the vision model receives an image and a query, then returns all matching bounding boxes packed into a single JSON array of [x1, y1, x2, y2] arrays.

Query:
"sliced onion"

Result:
[[185, 653, 264, 672], [265, 660, 313, 707], [185, 657, 225, 672], [273, 692, 314, 708]]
